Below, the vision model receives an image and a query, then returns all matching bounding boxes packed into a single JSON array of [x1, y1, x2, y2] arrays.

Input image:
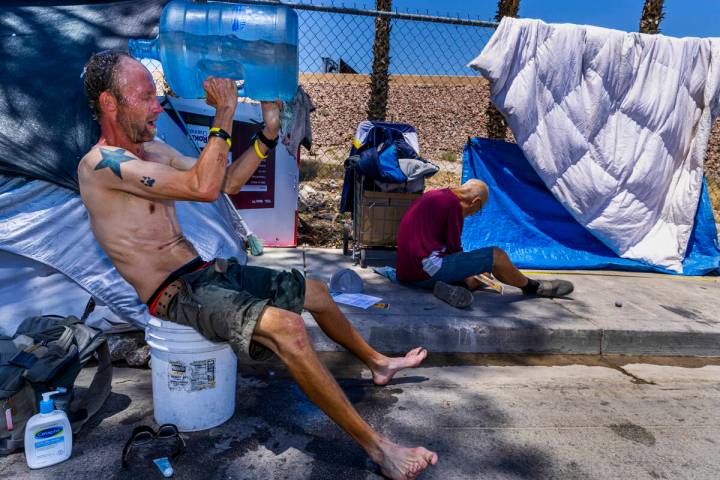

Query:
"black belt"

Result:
[[147, 257, 209, 317]]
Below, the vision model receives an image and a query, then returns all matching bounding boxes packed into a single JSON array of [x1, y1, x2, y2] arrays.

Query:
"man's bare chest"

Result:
[[126, 193, 174, 217]]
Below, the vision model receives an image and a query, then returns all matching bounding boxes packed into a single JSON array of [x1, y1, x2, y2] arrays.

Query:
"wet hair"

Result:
[[83, 50, 132, 120]]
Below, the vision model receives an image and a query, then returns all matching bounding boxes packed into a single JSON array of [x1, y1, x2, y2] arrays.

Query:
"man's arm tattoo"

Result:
[[95, 148, 133, 179], [140, 176, 156, 187]]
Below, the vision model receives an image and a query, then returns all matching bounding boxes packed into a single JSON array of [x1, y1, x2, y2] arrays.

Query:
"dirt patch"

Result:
[[609, 423, 657, 447], [297, 159, 348, 248]]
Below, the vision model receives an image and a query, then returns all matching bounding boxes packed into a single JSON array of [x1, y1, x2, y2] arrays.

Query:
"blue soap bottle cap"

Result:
[[39, 388, 66, 414]]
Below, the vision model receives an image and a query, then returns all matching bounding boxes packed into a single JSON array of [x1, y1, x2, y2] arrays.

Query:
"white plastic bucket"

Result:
[[145, 317, 237, 432]]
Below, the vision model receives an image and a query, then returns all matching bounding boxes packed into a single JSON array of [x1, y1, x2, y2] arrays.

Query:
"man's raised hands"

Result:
[[203, 76, 238, 112]]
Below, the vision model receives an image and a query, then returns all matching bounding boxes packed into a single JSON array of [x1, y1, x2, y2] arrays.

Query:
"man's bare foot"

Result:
[[372, 347, 428, 386], [373, 439, 438, 479]]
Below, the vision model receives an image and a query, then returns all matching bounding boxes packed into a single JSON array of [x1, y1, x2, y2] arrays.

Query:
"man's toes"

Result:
[[404, 348, 427, 367], [410, 457, 432, 478], [411, 462, 428, 477], [407, 346, 423, 357], [423, 451, 438, 467]]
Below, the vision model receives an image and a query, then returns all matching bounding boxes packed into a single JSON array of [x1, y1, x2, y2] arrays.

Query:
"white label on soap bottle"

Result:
[[34, 426, 65, 459]]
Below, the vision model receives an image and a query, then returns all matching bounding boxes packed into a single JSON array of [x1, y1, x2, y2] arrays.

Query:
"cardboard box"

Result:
[[359, 191, 420, 247]]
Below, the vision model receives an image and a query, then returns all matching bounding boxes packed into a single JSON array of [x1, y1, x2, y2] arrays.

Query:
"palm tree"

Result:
[[486, 0, 520, 139], [367, 0, 392, 121], [639, 0, 665, 34]]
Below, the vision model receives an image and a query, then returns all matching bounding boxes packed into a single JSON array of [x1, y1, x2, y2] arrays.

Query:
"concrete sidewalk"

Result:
[[4, 359, 720, 479], [251, 248, 720, 357]]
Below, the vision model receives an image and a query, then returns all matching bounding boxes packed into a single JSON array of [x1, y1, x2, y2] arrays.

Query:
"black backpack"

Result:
[[0, 313, 112, 455]]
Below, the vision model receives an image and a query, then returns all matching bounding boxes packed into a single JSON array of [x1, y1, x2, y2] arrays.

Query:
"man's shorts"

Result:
[[161, 258, 306, 361], [412, 247, 495, 289]]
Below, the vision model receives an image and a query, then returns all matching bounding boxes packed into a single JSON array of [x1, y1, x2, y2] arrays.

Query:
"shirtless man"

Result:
[[78, 50, 437, 479]]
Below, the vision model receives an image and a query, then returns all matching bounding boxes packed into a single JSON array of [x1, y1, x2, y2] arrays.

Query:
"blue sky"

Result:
[[297, 0, 719, 74], [302, 0, 719, 37]]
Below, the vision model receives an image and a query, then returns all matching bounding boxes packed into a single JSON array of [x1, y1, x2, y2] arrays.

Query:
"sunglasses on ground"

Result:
[[121, 423, 186, 469]]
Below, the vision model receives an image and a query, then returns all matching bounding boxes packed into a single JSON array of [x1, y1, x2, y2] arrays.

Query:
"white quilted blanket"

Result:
[[469, 17, 720, 272]]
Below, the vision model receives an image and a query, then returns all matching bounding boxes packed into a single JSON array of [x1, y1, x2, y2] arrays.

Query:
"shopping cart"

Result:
[[339, 121, 438, 267]]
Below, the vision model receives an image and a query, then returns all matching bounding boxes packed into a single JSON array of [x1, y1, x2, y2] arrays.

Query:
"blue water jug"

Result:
[[129, 0, 298, 101]]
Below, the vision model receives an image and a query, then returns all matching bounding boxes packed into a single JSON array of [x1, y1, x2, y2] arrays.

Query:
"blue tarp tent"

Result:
[[461, 138, 720, 275], [0, 0, 165, 190]]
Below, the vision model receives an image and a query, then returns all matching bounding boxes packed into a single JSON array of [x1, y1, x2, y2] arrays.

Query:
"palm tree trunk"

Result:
[[486, 0, 520, 139], [367, 0, 392, 121], [639, 0, 665, 34]]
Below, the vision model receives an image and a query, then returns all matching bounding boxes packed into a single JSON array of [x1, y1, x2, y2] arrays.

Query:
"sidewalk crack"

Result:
[[610, 365, 656, 385]]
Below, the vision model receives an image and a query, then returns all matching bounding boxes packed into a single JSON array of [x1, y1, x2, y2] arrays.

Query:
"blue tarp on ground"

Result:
[[461, 138, 720, 275]]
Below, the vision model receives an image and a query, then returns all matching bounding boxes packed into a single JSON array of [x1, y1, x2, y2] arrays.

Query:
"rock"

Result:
[[106, 333, 144, 362], [106, 332, 150, 367], [299, 184, 322, 209], [125, 345, 151, 367], [300, 184, 317, 197], [615, 300, 623, 308]]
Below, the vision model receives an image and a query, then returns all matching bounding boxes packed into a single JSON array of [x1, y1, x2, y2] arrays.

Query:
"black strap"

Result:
[[208, 127, 231, 143], [81, 297, 96, 322], [254, 129, 278, 149], [69, 340, 112, 434], [209, 127, 232, 149]]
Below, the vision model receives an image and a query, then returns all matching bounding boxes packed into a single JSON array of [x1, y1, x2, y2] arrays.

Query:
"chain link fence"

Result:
[[295, 2, 497, 181], [292, 2, 497, 245], [142, 1, 499, 246]]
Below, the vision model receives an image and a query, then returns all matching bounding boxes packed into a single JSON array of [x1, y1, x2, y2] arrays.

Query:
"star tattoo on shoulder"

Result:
[[141, 176, 156, 187], [95, 148, 134, 179]]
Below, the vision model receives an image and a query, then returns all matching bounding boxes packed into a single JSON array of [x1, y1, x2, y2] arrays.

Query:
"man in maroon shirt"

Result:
[[397, 179, 573, 307]]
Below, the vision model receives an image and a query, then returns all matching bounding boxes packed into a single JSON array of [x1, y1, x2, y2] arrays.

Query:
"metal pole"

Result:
[[217, 0, 499, 28]]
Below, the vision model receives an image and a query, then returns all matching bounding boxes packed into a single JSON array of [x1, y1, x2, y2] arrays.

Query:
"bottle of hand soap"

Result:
[[24, 388, 73, 469]]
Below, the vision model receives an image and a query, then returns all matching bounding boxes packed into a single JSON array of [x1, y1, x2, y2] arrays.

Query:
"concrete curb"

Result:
[[257, 249, 720, 357], [304, 312, 603, 355], [600, 329, 720, 357], [305, 315, 720, 357]]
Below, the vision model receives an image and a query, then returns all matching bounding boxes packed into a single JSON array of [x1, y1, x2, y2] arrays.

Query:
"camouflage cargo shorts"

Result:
[[163, 258, 306, 361]]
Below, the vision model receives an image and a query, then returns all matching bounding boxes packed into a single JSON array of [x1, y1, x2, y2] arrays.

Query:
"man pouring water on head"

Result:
[[78, 50, 437, 479]]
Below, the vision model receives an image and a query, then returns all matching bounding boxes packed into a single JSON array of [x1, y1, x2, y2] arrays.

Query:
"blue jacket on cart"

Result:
[[340, 121, 438, 215]]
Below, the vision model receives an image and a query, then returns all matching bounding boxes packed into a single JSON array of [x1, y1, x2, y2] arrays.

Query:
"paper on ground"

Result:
[[331, 293, 382, 309]]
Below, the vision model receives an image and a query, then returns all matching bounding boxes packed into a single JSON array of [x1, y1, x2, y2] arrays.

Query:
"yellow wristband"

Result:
[[208, 127, 232, 149], [253, 138, 268, 159]]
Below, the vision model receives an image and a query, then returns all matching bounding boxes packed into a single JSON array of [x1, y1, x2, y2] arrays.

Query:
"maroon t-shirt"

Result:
[[396, 188, 464, 282]]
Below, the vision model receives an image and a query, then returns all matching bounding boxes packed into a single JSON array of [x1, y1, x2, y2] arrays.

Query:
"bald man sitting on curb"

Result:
[[396, 180, 574, 308]]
